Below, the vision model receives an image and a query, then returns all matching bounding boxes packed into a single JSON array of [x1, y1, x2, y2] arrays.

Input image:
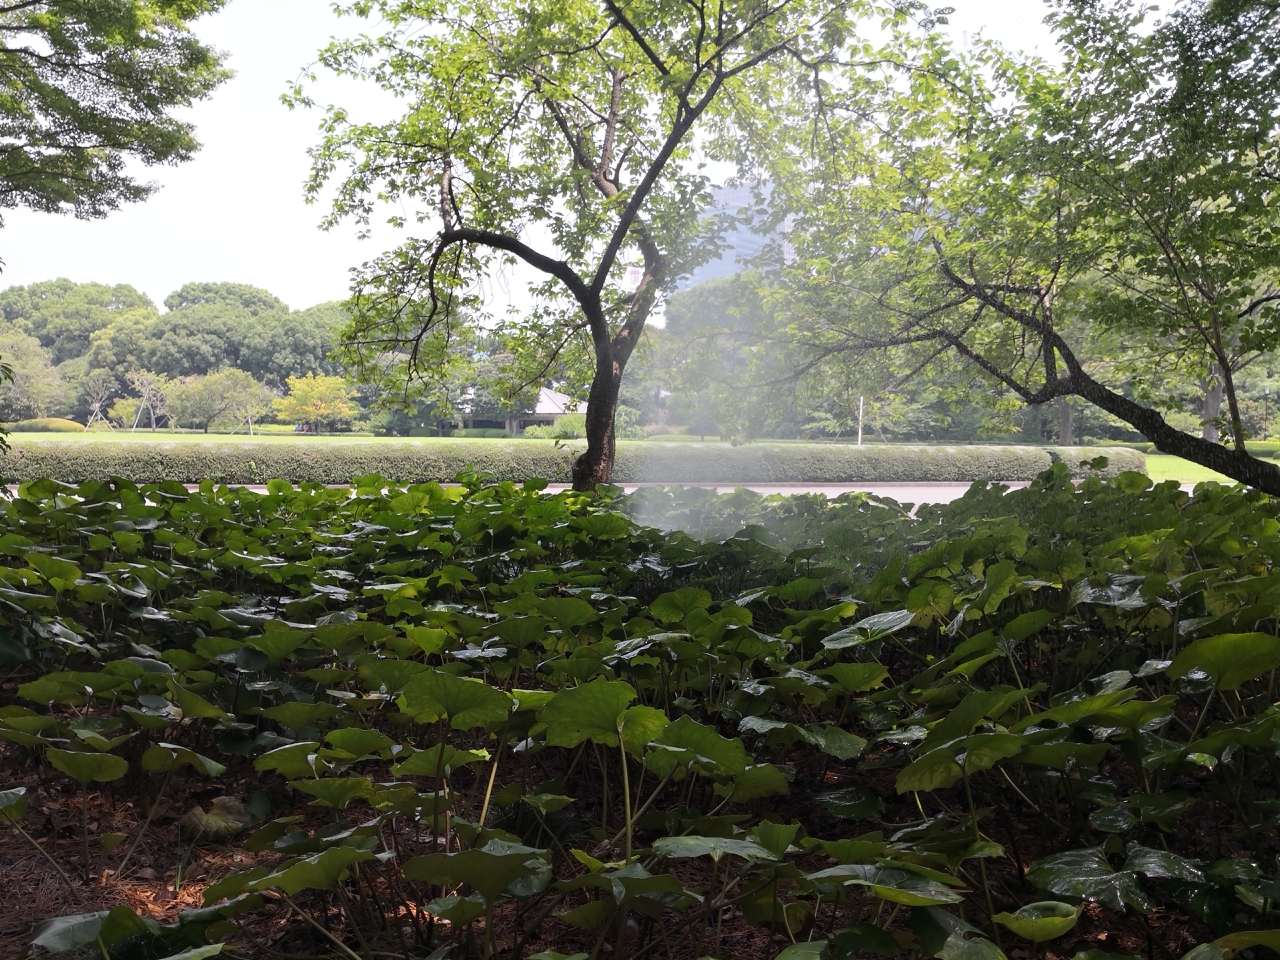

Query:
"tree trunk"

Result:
[[572, 346, 622, 491], [1202, 375, 1223, 443], [1056, 397, 1074, 446]]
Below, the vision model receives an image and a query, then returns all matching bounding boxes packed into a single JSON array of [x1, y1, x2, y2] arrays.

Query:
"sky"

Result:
[[1, 0, 1061, 314]]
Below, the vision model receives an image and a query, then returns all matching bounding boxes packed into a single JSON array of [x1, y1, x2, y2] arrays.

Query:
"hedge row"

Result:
[[1110, 439, 1280, 459], [0, 440, 1145, 485]]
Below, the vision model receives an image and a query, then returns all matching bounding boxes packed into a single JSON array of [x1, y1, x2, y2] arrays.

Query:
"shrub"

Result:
[[452, 428, 510, 438], [0, 439, 1144, 484], [8, 417, 85, 433]]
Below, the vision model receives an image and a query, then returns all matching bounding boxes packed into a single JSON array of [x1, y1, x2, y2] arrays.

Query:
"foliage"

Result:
[[2, 467, 1280, 959], [290, 0, 893, 488], [758, 0, 1280, 489], [0, 325, 64, 421], [0, 0, 231, 224], [0, 439, 1142, 485], [272, 374, 359, 432], [7, 417, 83, 433], [167, 370, 275, 434]]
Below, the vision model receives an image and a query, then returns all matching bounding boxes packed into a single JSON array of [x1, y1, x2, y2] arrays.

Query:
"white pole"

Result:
[[857, 396, 864, 446]]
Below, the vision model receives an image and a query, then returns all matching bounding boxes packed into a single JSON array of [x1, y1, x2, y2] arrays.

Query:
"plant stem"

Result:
[[5, 816, 82, 897], [282, 893, 365, 960], [82, 784, 92, 882], [618, 738, 633, 863], [115, 767, 173, 879]]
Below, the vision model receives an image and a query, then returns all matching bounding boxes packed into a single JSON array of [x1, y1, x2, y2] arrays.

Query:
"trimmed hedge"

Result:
[[9, 417, 86, 433], [0, 439, 1144, 485]]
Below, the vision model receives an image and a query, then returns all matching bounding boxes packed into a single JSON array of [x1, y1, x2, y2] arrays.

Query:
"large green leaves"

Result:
[[402, 840, 547, 903], [47, 748, 128, 786], [992, 902, 1082, 942], [541, 678, 637, 748], [1167, 633, 1280, 690], [398, 670, 511, 728]]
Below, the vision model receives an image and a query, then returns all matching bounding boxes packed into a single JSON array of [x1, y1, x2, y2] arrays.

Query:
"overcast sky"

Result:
[[1, 0, 1060, 313]]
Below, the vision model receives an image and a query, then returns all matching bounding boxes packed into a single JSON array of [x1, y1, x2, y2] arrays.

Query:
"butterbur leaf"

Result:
[[398, 669, 511, 728], [833, 923, 903, 957], [1167, 633, 1280, 690], [620, 704, 669, 757], [541, 677, 636, 748], [0, 786, 28, 821], [652, 835, 775, 862], [262, 701, 340, 731], [288, 776, 373, 810], [1026, 848, 1150, 912], [392, 743, 488, 776], [142, 743, 227, 777], [774, 944, 826, 960], [155, 947, 225, 960], [838, 865, 965, 906], [537, 596, 599, 628], [718, 763, 789, 802], [324, 727, 395, 759], [402, 839, 546, 902], [254, 741, 322, 780], [29, 906, 157, 953], [992, 902, 1082, 942], [47, 748, 128, 786], [179, 797, 253, 842], [649, 588, 712, 623], [1212, 931, 1280, 954], [1123, 846, 1204, 882], [245, 846, 375, 894], [824, 662, 890, 693], [938, 936, 1007, 960], [426, 893, 486, 925], [816, 788, 884, 820], [753, 821, 800, 859]]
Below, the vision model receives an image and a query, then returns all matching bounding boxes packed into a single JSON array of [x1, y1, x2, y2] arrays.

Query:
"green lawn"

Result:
[[1144, 453, 1249, 485], [6, 432, 524, 444]]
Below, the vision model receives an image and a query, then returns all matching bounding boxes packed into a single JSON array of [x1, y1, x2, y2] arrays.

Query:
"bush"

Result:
[[8, 417, 85, 432], [0, 439, 1144, 484], [452, 428, 510, 438]]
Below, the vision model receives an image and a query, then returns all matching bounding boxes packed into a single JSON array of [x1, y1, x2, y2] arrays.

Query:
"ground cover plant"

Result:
[[3, 467, 1280, 960]]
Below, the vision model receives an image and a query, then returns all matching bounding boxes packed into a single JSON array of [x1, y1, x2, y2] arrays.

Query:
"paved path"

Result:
[[545, 481, 1032, 504]]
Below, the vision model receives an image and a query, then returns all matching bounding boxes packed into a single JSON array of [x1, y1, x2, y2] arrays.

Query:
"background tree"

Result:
[[220, 371, 275, 434], [0, 0, 231, 227], [759, 0, 1280, 489], [0, 326, 64, 421], [293, 0, 894, 489], [0, 279, 157, 365], [124, 371, 168, 431], [273, 374, 358, 433]]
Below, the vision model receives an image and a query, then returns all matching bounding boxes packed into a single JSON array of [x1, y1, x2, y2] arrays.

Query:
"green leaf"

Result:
[[992, 902, 1082, 942], [29, 906, 156, 953], [839, 865, 965, 906], [47, 748, 128, 786], [541, 677, 636, 748], [402, 839, 547, 903], [938, 935, 1008, 960], [718, 763, 790, 802], [645, 715, 748, 779], [1212, 931, 1280, 954], [254, 741, 323, 779], [262, 701, 341, 731], [1026, 848, 1150, 912], [0, 786, 28, 821], [245, 846, 375, 895], [652, 835, 775, 862], [537, 596, 599, 628], [142, 742, 227, 777], [155, 947, 225, 960], [392, 743, 489, 776], [288, 776, 374, 810], [398, 669, 511, 728], [824, 662, 890, 693], [620, 704, 669, 757], [1167, 633, 1280, 690], [167, 680, 230, 720], [775, 943, 826, 960], [649, 588, 713, 624], [325, 727, 396, 759]]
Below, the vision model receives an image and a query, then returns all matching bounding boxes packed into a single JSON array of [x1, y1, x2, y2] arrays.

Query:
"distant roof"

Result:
[[535, 387, 576, 416]]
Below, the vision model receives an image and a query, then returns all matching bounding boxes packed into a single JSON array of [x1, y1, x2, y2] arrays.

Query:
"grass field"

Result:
[[1145, 453, 1249, 485]]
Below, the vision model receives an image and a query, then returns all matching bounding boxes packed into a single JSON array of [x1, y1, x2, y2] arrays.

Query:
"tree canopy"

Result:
[[0, 0, 232, 226], [292, 0, 914, 488], [749, 0, 1280, 490]]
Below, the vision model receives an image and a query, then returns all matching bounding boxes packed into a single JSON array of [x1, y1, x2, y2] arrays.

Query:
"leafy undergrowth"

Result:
[[3, 467, 1280, 960]]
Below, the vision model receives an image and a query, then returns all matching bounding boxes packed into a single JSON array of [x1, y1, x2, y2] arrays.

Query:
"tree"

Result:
[[0, 279, 157, 365], [764, 0, 1280, 491], [0, 325, 63, 420], [0, 0, 231, 226], [166, 369, 274, 433], [239, 302, 345, 387], [293, 0, 896, 489], [273, 374, 358, 432], [125, 371, 169, 431], [80, 370, 116, 430], [163, 282, 287, 316]]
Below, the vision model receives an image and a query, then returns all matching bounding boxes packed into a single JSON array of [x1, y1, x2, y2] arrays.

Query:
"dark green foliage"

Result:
[[0, 440, 1143, 485], [7, 463, 1279, 960]]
